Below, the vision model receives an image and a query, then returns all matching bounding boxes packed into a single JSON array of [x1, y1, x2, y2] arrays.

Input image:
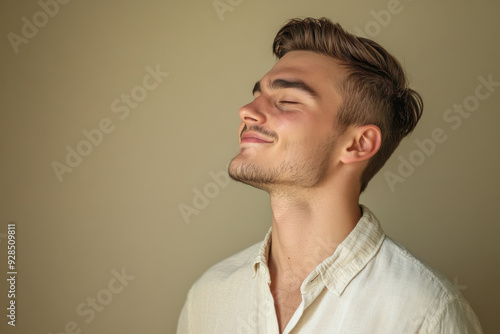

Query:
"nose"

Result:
[[238, 97, 267, 125]]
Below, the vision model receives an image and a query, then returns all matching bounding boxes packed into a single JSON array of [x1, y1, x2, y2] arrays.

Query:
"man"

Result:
[[177, 17, 482, 333]]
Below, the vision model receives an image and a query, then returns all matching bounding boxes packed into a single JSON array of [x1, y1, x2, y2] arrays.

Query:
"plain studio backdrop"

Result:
[[0, 0, 499, 333]]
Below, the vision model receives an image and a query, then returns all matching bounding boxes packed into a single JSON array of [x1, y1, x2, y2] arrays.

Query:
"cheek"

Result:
[[273, 112, 303, 133], [276, 112, 331, 142]]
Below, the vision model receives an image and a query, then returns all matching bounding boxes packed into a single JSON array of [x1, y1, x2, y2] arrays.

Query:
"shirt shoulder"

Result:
[[191, 240, 261, 291], [177, 241, 264, 334], [381, 237, 460, 300], [375, 237, 482, 333]]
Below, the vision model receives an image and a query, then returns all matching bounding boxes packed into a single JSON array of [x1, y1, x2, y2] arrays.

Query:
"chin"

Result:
[[228, 157, 274, 191]]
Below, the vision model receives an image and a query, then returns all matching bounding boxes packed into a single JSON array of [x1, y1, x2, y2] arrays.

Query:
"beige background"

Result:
[[1, 0, 499, 333]]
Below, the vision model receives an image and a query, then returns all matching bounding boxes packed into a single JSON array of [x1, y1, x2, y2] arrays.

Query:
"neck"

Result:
[[267, 182, 362, 286]]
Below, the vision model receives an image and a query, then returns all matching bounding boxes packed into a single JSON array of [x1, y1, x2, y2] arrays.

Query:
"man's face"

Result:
[[228, 50, 345, 191]]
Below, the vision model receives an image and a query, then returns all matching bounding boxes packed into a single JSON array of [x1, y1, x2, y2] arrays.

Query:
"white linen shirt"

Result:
[[177, 206, 482, 333]]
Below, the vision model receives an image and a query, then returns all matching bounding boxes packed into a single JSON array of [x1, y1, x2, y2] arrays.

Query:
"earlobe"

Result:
[[340, 125, 382, 164]]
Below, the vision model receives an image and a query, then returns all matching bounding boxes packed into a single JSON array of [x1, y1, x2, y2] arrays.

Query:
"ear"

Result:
[[340, 125, 382, 164]]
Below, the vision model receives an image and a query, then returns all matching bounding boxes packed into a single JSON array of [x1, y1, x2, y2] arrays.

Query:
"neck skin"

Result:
[[267, 173, 362, 289]]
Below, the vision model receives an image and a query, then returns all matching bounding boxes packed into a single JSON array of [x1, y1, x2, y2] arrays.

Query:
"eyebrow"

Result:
[[252, 79, 318, 98]]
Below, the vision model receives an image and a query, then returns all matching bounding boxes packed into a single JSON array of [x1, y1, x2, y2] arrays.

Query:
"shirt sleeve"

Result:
[[176, 287, 193, 334], [425, 298, 483, 334]]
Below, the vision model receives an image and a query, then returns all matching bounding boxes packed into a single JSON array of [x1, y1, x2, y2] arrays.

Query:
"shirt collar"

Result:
[[315, 205, 386, 296], [252, 227, 272, 278], [252, 205, 386, 295]]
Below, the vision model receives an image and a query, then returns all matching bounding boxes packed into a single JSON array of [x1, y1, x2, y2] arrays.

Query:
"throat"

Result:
[[270, 271, 303, 333]]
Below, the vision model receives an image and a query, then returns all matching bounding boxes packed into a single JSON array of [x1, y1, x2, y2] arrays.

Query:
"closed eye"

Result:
[[280, 101, 299, 104]]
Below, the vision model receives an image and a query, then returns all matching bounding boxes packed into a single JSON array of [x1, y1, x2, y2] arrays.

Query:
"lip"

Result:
[[240, 131, 274, 144]]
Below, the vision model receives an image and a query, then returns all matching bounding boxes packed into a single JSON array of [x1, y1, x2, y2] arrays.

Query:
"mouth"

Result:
[[240, 131, 274, 144]]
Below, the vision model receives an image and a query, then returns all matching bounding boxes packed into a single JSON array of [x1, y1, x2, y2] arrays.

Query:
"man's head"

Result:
[[229, 17, 423, 193]]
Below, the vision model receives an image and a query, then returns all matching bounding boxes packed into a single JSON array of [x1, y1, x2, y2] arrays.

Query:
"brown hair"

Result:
[[273, 17, 423, 192]]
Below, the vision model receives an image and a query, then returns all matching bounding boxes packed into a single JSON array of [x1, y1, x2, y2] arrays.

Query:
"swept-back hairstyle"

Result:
[[273, 17, 423, 192]]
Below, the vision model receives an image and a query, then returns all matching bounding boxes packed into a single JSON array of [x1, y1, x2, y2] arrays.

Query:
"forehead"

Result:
[[261, 50, 345, 100]]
